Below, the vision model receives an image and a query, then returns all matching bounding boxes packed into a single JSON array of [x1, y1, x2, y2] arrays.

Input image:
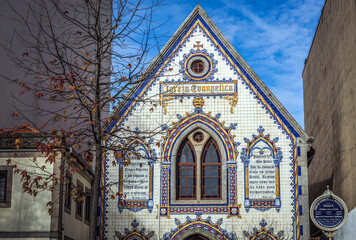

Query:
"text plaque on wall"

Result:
[[122, 159, 150, 200], [241, 126, 283, 212], [248, 151, 276, 200], [310, 186, 348, 233], [118, 138, 154, 213]]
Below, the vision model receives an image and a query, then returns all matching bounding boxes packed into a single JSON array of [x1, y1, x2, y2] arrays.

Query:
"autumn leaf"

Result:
[[36, 92, 44, 98], [15, 138, 21, 150], [12, 111, 19, 117], [6, 159, 11, 165], [127, 63, 132, 69], [71, 167, 76, 173], [48, 208, 52, 215], [113, 151, 122, 160], [22, 52, 29, 57]]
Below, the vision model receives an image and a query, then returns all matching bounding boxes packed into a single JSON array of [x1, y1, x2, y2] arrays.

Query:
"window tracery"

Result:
[[176, 130, 222, 200]]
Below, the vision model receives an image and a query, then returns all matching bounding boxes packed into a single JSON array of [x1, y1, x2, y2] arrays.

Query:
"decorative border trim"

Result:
[[180, 49, 218, 81], [115, 219, 154, 240], [163, 213, 235, 240], [241, 126, 283, 212], [243, 219, 284, 240], [117, 138, 154, 213], [160, 108, 240, 217]]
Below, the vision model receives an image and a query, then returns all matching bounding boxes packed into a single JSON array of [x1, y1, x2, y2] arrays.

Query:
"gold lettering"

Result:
[[185, 86, 189, 93], [215, 86, 219, 92], [229, 86, 233, 92], [202, 86, 206, 92], [191, 85, 196, 92], [197, 86, 201, 92], [178, 86, 181, 92]]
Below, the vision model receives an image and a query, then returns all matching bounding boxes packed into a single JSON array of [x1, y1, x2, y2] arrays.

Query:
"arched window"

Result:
[[176, 131, 222, 200], [202, 139, 221, 199], [177, 139, 196, 199]]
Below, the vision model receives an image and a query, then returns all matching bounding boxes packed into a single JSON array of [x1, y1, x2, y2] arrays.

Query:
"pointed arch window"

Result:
[[176, 133, 222, 201], [202, 139, 221, 199], [177, 140, 196, 199]]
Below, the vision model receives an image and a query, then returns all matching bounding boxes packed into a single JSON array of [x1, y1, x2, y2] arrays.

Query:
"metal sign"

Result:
[[310, 186, 348, 233]]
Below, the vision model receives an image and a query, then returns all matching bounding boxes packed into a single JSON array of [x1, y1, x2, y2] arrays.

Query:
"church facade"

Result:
[[101, 6, 311, 240]]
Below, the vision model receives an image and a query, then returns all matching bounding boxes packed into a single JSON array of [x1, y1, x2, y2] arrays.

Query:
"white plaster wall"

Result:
[[0, 152, 53, 233], [62, 161, 91, 240]]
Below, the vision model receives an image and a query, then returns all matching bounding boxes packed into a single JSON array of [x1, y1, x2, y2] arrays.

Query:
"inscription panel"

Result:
[[122, 153, 150, 200], [248, 151, 276, 200], [241, 127, 283, 212]]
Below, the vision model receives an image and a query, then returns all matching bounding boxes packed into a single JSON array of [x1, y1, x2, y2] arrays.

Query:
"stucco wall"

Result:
[[0, 152, 53, 234], [303, 0, 356, 237], [61, 161, 92, 240]]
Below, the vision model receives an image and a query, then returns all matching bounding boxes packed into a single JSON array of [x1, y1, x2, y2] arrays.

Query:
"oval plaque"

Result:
[[310, 187, 348, 232]]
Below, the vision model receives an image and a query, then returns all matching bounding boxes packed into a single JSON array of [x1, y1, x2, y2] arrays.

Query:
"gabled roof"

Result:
[[107, 5, 310, 142]]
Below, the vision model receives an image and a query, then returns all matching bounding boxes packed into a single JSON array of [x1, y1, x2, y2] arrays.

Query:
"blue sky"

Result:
[[150, 0, 325, 128]]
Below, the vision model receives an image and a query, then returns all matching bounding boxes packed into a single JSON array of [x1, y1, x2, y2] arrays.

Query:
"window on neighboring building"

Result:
[[84, 187, 91, 224], [64, 173, 72, 212], [176, 131, 222, 200], [75, 180, 84, 220], [0, 171, 7, 202], [0, 166, 12, 208]]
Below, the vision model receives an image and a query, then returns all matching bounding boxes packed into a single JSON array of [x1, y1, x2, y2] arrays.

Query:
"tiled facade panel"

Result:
[[102, 8, 309, 240]]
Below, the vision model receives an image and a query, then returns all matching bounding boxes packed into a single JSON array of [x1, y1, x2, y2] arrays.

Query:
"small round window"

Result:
[[193, 132, 204, 143], [191, 60, 205, 74]]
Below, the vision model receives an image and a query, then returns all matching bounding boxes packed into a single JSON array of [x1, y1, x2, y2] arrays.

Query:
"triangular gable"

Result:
[[107, 5, 308, 141]]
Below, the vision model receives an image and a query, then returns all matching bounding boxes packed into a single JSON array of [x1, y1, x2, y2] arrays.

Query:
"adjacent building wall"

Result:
[[0, 152, 54, 239], [303, 0, 356, 238]]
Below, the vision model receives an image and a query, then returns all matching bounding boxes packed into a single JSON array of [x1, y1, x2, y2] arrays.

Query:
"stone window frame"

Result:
[[0, 165, 12, 208], [171, 126, 227, 205]]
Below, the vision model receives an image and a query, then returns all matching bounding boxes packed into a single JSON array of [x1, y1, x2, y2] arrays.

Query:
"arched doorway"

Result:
[[185, 235, 209, 240]]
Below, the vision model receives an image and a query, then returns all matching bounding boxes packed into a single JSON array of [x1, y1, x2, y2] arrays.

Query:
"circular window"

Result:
[[184, 53, 212, 80], [193, 132, 204, 143], [191, 60, 205, 74]]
